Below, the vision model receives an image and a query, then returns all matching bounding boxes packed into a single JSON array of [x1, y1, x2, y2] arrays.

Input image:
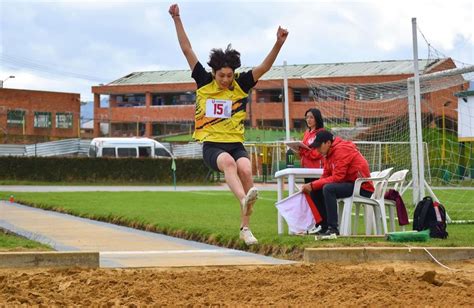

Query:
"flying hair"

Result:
[[207, 44, 241, 72]]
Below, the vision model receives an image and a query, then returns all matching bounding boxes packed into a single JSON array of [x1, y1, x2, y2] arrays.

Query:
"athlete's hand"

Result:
[[276, 26, 289, 45], [169, 3, 180, 18], [301, 183, 312, 194]]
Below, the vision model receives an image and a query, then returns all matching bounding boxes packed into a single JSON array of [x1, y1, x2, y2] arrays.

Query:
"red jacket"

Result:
[[311, 137, 374, 192], [299, 128, 324, 169]]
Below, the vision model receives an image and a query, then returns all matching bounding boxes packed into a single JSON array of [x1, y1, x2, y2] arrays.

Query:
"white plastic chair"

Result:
[[384, 169, 409, 232], [338, 167, 393, 236], [370, 171, 380, 177], [336, 170, 379, 228]]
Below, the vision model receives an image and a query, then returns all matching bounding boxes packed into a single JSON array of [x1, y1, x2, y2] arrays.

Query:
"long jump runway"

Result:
[[0, 201, 293, 268]]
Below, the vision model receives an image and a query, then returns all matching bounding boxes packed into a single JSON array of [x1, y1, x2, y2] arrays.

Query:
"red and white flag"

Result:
[[275, 192, 322, 234]]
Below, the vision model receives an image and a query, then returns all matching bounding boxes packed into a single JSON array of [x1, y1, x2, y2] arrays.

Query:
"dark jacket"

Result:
[[385, 189, 409, 226]]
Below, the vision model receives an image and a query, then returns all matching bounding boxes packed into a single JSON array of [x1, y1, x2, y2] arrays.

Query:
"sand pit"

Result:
[[0, 260, 472, 306]]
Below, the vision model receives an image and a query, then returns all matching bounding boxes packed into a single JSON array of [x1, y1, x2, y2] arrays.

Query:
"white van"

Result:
[[88, 137, 174, 159]]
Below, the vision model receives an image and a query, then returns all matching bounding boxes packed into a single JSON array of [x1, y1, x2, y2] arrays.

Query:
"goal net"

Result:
[[300, 61, 474, 223]]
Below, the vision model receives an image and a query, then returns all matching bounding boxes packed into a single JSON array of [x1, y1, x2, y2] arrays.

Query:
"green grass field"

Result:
[[2, 190, 472, 255], [0, 230, 51, 251], [393, 189, 474, 222]]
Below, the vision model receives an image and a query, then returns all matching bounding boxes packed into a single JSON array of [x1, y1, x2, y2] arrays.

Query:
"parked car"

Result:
[[88, 137, 173, 159]]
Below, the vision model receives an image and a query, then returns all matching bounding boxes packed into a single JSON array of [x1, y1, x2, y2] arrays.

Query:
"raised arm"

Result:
[[252, 26, 289, 81], [169, 4, 198, 70]]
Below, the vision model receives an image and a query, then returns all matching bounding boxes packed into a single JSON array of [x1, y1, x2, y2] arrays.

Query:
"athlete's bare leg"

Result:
[[216, 152, 246, 204], [236, 157, 254, 193]]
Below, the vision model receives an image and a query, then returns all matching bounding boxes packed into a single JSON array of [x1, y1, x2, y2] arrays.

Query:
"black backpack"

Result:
[[413, 197, 448, 239]]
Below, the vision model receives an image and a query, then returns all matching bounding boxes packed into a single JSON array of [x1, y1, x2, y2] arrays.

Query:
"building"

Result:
[[0, 88, 80, 143], [91, 58, 463, 138], [456, 90, 474, 142]]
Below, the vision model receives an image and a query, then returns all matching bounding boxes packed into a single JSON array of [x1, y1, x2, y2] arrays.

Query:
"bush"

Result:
[[0, 157, 210, 183]]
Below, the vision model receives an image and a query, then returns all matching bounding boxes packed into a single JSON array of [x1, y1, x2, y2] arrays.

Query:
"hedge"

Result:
[[0, 157, 211, 183]]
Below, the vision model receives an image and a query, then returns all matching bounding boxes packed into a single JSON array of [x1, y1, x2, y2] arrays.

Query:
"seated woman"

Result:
[[299, 108, 325, 233]]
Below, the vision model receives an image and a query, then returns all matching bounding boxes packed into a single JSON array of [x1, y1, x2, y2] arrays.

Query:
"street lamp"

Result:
[[0, 75, 15, 88]]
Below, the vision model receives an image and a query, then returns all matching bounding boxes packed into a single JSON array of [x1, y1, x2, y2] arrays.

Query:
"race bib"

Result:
[[205, 99, 232, 118]]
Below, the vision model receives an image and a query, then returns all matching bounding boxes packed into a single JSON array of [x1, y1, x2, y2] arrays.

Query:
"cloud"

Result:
[[363, 0, 473, 54], [2, 69, 93, 100], [0, 0, 472, 102]]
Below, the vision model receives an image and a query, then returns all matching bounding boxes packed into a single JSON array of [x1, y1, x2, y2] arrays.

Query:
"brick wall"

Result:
[[0, 88, 80, 142]]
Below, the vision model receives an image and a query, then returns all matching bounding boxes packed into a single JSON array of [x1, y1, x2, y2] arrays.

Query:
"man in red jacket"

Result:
[[301, 130, 374, 236]]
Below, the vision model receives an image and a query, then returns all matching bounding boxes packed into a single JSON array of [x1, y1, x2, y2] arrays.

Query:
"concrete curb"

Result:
[[0, 251, 99, 268], [304, 247, 474, 263]]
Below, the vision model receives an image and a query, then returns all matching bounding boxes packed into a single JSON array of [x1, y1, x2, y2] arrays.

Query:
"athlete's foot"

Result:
[[240, 227, 258, 245], [241, 187, 258, 216]]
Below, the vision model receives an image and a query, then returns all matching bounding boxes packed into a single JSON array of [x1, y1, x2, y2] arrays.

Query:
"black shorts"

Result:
[[202, 142, 249, 172]]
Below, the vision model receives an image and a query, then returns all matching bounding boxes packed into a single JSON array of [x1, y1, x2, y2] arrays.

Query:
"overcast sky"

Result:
[[1, 0, 473, 101]]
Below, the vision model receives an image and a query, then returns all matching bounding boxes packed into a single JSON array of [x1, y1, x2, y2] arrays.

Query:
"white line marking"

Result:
[[100, 249, 225, 256], [190, 191, 275, 201]]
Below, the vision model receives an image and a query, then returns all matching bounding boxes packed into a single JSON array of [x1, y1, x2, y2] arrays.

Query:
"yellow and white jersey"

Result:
[[191, 62, 257, 143]]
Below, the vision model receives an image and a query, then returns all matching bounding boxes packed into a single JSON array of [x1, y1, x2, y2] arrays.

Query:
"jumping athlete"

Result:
[[169, 3, 288, 245]]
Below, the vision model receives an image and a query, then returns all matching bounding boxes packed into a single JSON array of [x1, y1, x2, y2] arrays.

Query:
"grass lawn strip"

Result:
[[0, 229, 51, 251], [1, 191, 472, 260]]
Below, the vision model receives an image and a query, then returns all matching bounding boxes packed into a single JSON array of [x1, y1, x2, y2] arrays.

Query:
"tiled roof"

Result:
[[108, 59, 444, 86]]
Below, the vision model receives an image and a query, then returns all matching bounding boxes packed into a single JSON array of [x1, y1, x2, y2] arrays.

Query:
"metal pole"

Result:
[[283, 61, 290, 141], [171, 159, 176, 191], [412, 17, 425, 202], [442, 106, 446, 162], [417, 65, 474, 82], [407, 81, 420, 206]]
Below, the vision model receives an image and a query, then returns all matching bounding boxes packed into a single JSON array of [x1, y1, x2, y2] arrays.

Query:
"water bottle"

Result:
[[286, 148, 295, 168]]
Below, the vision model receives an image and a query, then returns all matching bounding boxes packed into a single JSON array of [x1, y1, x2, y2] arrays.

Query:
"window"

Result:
[[56, 113, 73, 129], [138, 146, 152, 158], [256, 89, 283, 103], [99, 95, 110, 108], [152, 121, 193, 135], [34, 112, 52, 128], [110, 123, 140, 137], [355, 85, 400, 101], [117, 94, 146, 107], [293, 89, 302, 102], [155, 147, 171, 158], [102, 148, 116, 157], [293, 119, 306, 129], [293, 89, 312, 102], [152, 92, 195, 106], [259, 119, 284, 128], [7, 110, 25, 127], [117, 148, 137, 157], [312, 86, 348, 101]]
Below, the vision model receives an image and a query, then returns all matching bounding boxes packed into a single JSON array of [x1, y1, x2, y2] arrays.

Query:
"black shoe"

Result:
[[315, 227, 328, 236], [320, 227, 339, 236]]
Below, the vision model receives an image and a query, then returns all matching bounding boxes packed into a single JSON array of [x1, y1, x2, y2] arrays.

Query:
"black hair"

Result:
[[311, 130, 334, 148], [207, 44, 241, 72], [304, 108, 324, 130]]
